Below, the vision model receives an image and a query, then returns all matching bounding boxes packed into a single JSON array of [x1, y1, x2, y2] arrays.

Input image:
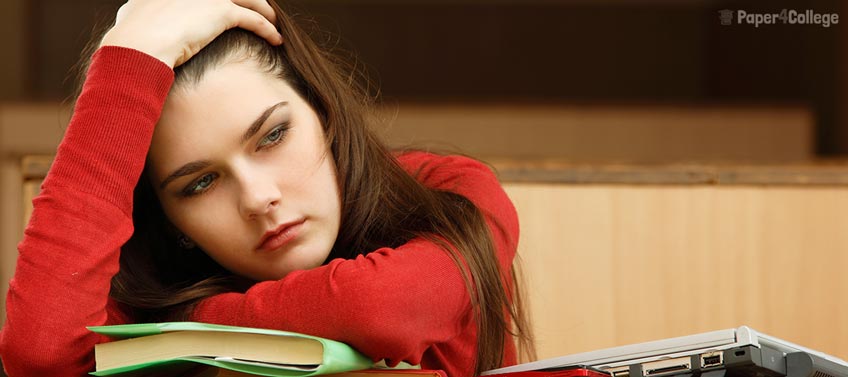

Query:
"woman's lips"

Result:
[[256, 220, 304, 252]]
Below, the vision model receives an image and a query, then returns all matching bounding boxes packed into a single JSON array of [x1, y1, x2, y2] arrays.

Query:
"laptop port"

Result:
[[701, 352, 723, 369], [642, 357, 691, 377]]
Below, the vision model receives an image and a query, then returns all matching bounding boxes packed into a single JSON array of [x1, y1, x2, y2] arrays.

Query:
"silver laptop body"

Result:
[[483, 326, 848, 377]]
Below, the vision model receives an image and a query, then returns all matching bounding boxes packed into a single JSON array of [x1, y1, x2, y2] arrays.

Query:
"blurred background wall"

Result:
[[1, 0, 847, 364]]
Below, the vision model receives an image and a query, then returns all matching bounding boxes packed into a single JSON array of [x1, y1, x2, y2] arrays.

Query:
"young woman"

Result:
[[0, 1, 534, 376]]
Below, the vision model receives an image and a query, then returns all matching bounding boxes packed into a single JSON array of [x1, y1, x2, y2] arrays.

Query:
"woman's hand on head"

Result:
[[100, 0, 283, 68]]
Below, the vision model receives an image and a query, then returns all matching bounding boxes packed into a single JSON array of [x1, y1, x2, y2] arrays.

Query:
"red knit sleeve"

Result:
[[397, 152, 520, 274], [192, 152, 519, 377], [0, 47, 173, 376]]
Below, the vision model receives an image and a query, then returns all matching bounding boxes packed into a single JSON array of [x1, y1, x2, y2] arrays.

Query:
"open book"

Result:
[[88, 322, 377, 376]]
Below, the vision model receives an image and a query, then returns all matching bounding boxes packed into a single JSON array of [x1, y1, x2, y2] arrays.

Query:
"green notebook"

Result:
[[88, 322, 375, 377]]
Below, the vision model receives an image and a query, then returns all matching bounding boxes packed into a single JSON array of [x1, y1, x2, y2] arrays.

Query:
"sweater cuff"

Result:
[[46, 46, 175, 215]]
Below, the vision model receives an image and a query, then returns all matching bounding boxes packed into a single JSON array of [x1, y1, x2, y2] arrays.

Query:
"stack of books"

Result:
[[89, 322, 446, 377]]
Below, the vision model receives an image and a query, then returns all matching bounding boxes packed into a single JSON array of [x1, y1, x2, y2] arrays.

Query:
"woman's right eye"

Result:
[[183, 173, 218, 197]]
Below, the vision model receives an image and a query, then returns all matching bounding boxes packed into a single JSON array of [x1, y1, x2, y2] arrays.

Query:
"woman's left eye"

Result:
[[183, 172, 218, 197], [258, 123, 290, 149]]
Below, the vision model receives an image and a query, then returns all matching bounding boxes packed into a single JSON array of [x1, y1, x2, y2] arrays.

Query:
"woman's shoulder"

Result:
[[394, 150, 497, 189], [394, 151, 515, 225], [393, 151, 519, 266]]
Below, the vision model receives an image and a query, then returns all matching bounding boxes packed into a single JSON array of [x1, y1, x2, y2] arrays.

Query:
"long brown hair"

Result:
[[91, 2, 535, 374]]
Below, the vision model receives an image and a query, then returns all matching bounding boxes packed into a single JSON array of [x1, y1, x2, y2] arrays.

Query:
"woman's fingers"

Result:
[[232, 0, 278, 26], [101, 0, 283, 68], [228, 3, 283, 46]]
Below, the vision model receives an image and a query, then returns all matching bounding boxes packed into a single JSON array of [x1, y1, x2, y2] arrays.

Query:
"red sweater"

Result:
[[0, 47, 519, 377]]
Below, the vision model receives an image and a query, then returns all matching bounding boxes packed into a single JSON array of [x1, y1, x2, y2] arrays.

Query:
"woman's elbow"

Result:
[[0, 329, 94, 376]]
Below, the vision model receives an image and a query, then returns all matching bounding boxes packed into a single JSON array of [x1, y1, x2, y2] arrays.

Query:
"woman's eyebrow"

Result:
[[159, 101, 290, 190], [241, 101, 289, 144], [159, 160, 212, 190]]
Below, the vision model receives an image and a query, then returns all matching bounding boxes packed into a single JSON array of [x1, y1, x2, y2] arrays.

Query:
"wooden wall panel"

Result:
[[0, 0, 26, 100], [378, 103, 814, 163], [504, 183, 848, 361], [0, 103, 69, 155]]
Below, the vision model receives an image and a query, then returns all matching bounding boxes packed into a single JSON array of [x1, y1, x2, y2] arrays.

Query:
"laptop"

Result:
[[482, 326, 848, 377]]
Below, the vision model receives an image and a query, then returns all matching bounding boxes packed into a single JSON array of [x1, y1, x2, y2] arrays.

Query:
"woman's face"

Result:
[[148, 59, 341, 281]]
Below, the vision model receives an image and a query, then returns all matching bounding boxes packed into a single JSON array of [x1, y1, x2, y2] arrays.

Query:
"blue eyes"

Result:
[[259, 126, 285, 147], [185, 173, 218, 196], [181, 123, 290, 197]]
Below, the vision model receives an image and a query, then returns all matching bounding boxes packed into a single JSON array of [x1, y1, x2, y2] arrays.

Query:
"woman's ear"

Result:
[[162, 218, 195, 250], [177, 233, 196, 250]]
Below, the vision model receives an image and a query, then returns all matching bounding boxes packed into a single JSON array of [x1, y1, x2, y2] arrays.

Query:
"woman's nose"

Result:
[[237, 172, 282, 220]]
